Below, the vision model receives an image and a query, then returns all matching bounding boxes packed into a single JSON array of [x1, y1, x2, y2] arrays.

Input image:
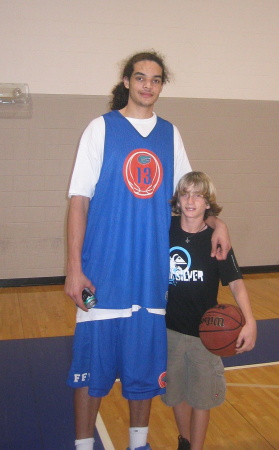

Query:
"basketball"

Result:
[[199, 304, 245, 357]]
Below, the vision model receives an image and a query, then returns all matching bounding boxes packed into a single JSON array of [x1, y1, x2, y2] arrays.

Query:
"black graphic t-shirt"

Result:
[[166, 216, 243, 337]]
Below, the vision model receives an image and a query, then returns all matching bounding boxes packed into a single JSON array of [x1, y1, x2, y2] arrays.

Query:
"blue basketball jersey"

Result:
[[82, 110, 174, 310]]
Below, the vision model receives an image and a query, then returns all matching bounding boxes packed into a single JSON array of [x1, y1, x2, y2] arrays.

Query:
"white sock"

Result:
[[75, 437, 95, 450], [129, 427, 148, 449]]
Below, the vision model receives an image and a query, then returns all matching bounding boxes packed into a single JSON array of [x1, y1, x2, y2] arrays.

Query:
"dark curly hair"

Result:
[[109, 50, 170, 111]]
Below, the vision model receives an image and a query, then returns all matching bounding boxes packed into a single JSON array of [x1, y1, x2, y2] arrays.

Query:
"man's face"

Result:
[[124, 60, 163, 109]]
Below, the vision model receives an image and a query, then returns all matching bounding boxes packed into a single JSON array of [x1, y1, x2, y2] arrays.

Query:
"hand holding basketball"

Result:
[[199, 304, 245, 357], [235, 317, 257, 353]]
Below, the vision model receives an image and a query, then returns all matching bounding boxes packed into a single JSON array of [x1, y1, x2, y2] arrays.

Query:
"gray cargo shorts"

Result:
[[161, 328, 226, 410]]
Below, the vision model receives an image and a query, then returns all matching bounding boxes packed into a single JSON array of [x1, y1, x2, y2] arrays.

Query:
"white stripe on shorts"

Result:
[[76, 305, 166, 323]]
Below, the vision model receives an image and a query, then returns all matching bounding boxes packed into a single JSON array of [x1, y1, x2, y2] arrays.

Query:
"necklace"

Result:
[[184, 223, 207, 243]]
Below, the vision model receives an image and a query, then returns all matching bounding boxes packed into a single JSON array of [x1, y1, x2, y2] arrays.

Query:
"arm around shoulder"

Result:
[[206, 216, 231, 260]]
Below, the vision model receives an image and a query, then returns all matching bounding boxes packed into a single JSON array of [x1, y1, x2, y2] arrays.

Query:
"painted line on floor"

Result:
[[225, 361, 279, 370], [227, 383, 279, 388], [97, 413, 115, 450]]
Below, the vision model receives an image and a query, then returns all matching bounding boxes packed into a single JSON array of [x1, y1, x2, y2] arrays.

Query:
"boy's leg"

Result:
[[173, 401, 192, 442], [74, 387, 102, 439], [173, 402, 209, 450], [190, 408, 210, 450]]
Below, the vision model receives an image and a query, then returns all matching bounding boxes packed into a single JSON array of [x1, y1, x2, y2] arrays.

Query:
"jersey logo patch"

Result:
[[158, 371, 167, 388], [123, 149, 163, 199]]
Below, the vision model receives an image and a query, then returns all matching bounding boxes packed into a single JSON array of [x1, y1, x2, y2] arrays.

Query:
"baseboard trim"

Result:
[[240, 265, 279, 274], [0, 265, 278, 288], [0, 276, 66, 288]]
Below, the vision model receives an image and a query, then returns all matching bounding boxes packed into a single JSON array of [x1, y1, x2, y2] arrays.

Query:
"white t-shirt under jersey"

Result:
[[69, 113, 191, 199]]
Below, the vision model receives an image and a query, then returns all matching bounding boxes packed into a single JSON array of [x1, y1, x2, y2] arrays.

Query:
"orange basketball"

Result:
[[199, 304, 245, 357]]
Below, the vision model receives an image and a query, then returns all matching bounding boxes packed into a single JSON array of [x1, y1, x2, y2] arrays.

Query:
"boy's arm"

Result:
[[206, 216, 231, 261], [229, 278, 257, 353], [64, 195, 95, 311]]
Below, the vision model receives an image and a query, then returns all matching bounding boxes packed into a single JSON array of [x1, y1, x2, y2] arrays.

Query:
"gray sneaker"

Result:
[[178, 435, 190, 450]]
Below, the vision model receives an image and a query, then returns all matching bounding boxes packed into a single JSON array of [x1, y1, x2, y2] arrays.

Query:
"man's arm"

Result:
[[64, 195, 94, 311], [206, 216, 231, 260]]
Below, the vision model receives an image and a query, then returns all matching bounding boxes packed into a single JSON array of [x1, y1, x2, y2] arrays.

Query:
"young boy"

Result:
[[161, 171, 257, 450]]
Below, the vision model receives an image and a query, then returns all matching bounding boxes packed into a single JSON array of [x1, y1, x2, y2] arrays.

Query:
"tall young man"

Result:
[[65, 51, 231, 450]]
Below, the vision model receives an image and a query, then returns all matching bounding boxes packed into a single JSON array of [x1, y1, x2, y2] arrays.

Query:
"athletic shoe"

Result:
[[126, 445, 152, 450], [178, 434, 190, 450]]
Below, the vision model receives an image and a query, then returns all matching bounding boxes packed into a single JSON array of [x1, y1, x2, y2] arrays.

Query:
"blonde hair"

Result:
[[171, 171, 222, 219]]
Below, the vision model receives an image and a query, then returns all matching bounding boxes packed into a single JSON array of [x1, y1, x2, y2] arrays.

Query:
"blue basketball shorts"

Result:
[[67, 308, 167, 400]]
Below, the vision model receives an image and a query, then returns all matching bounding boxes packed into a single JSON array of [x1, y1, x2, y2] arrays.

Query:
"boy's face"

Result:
[[123, 60, 163, 109], [178, 184, 210, 221]]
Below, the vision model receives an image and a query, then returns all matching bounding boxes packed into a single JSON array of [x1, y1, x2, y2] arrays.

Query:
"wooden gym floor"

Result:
[[0, 272, 278, 449]]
